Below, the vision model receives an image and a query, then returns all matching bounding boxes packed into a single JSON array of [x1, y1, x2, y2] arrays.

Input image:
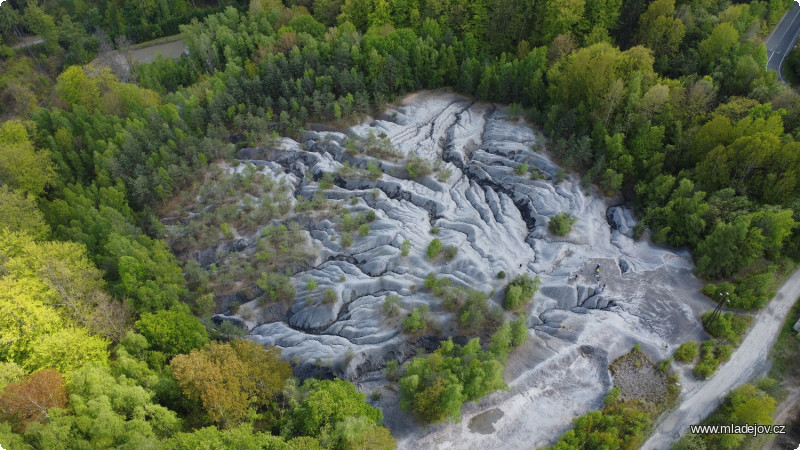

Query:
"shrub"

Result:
[[305, 279, 318, 291], [402, 306, 429, 333], [549, 212, 577, 236], [693, 339, 733, 379], [366, 162, 382, 180], [382, 294, 402, 318], [364, 210, 377, 222], [341, 233, 353, 248], [401, 240, 411, 256], [515, 162, 528, 176], [406, 155, 432, 178], [702, 311, 752, 345], [257, 273, 296, 303], [323, 287, 338, 304], [674, 341, 699, 363], [342, 214, 355, 232], [497, 271, 506, 279], [385, 360, 401, 381], [427, 238, 443, 259], [510, 316, 529, 347], [220, 222, 234, 239], [399, 339, 505, 423], [430, 226, 440, 234], [443, 246, 458, 261], [358, 224, 370, 236], [503, 274, 541, 310], [425, 272, 438, 289]]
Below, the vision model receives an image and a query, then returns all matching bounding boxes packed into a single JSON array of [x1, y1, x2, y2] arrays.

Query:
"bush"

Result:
[[503, 274, 541, 310], [358, 224, 370, 236], [427, 238, 443, 259], [702, 311, 752, 345], [402, 306, 428, 333], [305, 279, 318, 290], [323, 287, 338, 304], [385, 360, 402, 381], [406, 155, 432, 178], [515, 162, 528, 175], [509, 316, 529, 347], [399, 339, 505, 423], [342, 214, 356, 232], [401, 240, 411, 256], [443, 246, 458, 261], [382, 294, 402, 318], [364, 210, 377, 222], [497, 271, 506, 279], [257, 273, 296, 303], [674, 341, 699, 363], [430, 226, 440, 234], [549, 212, 577, 236], [693, 339, 733, 379], [366, 162, 382, 180], [341, 233, 353, 248]]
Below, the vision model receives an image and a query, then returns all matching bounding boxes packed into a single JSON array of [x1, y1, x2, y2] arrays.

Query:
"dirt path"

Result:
[[642, 269, 800, 449], [764, 385, 800, 450]]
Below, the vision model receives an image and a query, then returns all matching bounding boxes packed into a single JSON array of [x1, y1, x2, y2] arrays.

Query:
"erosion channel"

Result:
[[165, 91, 714, 449]]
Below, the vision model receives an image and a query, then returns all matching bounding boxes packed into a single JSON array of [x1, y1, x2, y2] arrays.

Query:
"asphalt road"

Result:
[[642, 269, 800, 449], [767, 5, 800, 81]]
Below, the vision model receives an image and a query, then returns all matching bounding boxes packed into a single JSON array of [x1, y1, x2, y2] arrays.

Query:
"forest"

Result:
[[1, 0, 800, 448]]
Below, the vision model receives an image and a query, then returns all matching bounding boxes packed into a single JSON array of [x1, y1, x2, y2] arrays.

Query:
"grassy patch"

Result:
[[768, 296, 800, 381]]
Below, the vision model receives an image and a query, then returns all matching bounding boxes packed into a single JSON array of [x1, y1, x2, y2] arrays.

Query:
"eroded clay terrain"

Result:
[[166, 91, 714, 448]]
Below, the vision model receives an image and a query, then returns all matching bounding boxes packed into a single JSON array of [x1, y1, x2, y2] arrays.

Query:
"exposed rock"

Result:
[[192, 91, 715, 448]]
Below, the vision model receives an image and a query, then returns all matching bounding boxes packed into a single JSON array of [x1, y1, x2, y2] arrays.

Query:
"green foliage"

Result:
[[305, 279, 318, 291], [0, 120, 56, 196], [406, 155, 433, 179], [549, 212, 577, 236], [515, 162, 529, 175], [22, 364, 181, 448], [401, 239, 411, 256], [443, 246, 458, 261], [285, 378, 391, 448], [341, 233, 353, 248], [402, 306, 429, 333], [509, 316, 530, 347], [399, 339, 505, 423], [135, 310, 210, 359], [323, 288, 338, 305], [0, 187, 50, 240], [427, 238, 443, 259], [547, 403, 651, 450], [701, 312, 752, 346], [674, 341, 699, 363], [497, 271, 506, 279], [358, 224, 370, 237], [693, 339, 733, 379], [696, 217, 765, 278], [681, 383, 777, 450], [503, 274, 541, 310], [160, 424, 299, 450], [257, 273, 296, 304], [382, 294, 402, 318]]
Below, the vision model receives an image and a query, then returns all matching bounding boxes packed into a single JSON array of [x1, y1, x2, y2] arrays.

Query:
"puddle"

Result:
[[468, 408, 504, 434]]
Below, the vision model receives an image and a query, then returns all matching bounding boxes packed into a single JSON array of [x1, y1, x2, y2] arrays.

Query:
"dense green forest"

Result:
[[2, 0, 800, 447]]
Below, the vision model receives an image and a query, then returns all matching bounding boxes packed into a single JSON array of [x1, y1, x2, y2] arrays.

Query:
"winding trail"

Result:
[[642, 269, 800, 449]]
